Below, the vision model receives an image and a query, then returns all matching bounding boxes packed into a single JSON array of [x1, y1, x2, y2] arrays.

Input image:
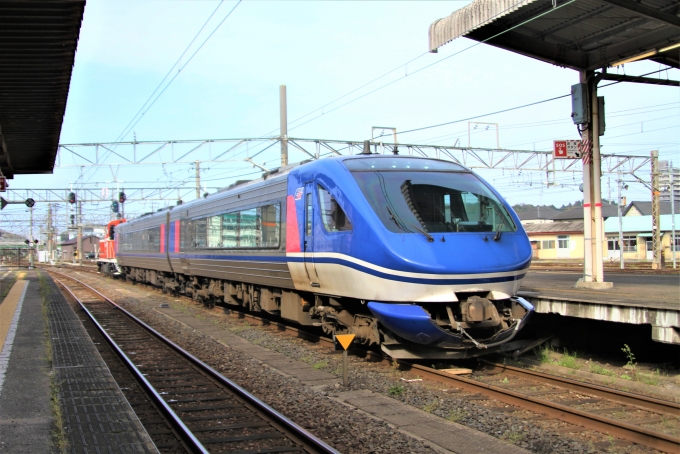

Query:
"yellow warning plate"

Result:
[[335, 334, 355, 350]]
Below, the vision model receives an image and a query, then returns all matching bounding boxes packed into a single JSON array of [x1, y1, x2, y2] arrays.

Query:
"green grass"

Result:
[[589, 363, 617, 377], [501, 431, 525, 444], [637, 372, 660, 386], [557, 349, 580, 369], [312, 360, 328, 370], [535, 345, 552, 363], [388, 384, 405, 396], [447, 408, 468, 422], [422, 400, 439, 413]]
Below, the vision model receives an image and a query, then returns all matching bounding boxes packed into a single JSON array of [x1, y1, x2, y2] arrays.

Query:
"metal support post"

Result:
[[195, 161, 201, 199], [342, 350, 348, 388], [77, 200, 83, 266], [581, 71, 594, 284], [651, 151, 662, 269], [591, 82, 605, 282], [671, 165, 676, 269], [280, 85, 288, 167], [47, 204, 53, 263], [29, 205, 34, 269], [617, 174, 624, 269], [576, 72, 611, 289]]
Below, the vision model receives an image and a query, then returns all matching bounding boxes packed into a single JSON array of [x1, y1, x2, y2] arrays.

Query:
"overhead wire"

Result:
[[267, 0, 581, 138], [384, 68, 677, 140], [78, 0, 243, 187]]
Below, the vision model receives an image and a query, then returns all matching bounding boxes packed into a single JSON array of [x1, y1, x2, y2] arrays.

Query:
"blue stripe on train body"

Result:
[[287, 156, 532, 282]]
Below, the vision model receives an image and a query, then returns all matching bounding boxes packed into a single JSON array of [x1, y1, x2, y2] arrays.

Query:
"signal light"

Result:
[[118, 192, 126, 203], [68, 192, 76, 204], [111, 201, 119, 213], [33, 239, 39, 244], [70, 214, 75, 225], [24, 239, 29, 245], [25, 198, 35, 208]]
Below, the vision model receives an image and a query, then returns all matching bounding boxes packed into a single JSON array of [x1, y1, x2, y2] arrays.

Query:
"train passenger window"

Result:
[[194, 218, 207, 247], [239, 208, 258, 247], [207, 215, 222, 247], [180, 219, 194, 250], [222, 212, 238, 248], [122, 227, 161, 253], [317, 185, 352, 232], [260, 204, 280, 247], [182, 203, 280, 250]]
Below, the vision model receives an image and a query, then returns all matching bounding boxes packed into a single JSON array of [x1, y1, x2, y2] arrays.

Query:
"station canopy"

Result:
[[0, 0, 86, 178], [428, 0, 680, 71]]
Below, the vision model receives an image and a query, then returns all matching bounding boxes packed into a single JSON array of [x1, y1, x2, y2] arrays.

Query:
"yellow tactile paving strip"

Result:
[[0, 279, 28, 352]]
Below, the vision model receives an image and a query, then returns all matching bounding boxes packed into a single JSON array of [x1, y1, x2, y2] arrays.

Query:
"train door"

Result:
[[303, 182, 321, 287]]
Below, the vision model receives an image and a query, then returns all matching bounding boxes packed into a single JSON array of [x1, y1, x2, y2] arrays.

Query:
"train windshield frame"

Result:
[[344, 158, 516, 234]]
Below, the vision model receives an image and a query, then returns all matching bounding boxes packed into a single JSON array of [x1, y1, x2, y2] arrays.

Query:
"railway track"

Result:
[[48, 266, 680, 453], [51, 272, 339, 454]]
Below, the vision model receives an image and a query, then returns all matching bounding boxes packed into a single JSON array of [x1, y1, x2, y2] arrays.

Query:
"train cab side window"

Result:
[[317, 185, 352, 232], [306, 193, 313, 236]]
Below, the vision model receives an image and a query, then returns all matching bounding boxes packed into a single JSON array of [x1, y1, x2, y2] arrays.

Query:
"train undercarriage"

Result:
[[112, 265, 533, 359]]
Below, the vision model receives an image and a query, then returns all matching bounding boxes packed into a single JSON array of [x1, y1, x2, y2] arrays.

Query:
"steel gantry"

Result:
[[55, 137, 652, 179]]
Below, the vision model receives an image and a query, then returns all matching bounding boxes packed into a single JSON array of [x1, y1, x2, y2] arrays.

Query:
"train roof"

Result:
[[121, 153, 473, 228]]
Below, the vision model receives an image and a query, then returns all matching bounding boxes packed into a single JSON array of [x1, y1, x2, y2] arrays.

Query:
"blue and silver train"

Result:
[[113, 151, 534, 359]]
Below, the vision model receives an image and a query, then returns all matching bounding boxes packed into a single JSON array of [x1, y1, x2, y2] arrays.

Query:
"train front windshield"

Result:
[[345, 158, 516, 234]]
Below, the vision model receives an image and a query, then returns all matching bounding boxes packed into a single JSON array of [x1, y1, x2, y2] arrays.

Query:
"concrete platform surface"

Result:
[[519, 270, 680, 344], [0, 271, 158, 454], [520, 270, 679, 309], [0, 272, 53, 453]]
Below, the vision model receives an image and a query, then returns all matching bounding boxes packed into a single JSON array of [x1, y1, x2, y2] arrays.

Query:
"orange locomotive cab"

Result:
[[97, 219, 126, 274]]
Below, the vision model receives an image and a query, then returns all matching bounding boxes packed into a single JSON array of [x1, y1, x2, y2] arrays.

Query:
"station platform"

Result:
[[0, 270, 156, 453], [519, 270, 680, 345]]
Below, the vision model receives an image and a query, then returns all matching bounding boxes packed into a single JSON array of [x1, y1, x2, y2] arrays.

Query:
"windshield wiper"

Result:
[[386, 205, 434, 242], [409, 222, 434, 242], [385, 205, 403, 230], [493, 223, 503, 241]]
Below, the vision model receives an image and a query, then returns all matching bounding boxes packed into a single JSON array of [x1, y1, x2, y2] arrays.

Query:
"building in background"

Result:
[[524, 221, 584, 260], [517, 206, 561, 225], [60, 235, 100, 262], [659, 161, 679, 203], [624, 201, 680, 216], [604, 215, 680, 263]]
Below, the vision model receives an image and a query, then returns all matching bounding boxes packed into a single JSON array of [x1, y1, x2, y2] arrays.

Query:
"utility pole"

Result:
[[195, 161, 201, 199], [47, 204, 53, 263], [651, 150, 663, 269], [280, 85, 288, 166], [576, 71, 610, 289], [29, 205, 34, 269], [77, 199, 83, 266], [670, 163, 676, 269]]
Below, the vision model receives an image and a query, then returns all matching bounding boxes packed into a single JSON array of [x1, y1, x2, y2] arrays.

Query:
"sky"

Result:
[[5, 0, 680, 238]]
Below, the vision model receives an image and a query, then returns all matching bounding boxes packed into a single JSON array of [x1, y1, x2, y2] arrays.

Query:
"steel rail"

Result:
[[397, 362, 680, 453], [52, 267, 680, 452], [479, 360, 680, 415], [51, 271, 340, 454], [57, 281, 209, 454]]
